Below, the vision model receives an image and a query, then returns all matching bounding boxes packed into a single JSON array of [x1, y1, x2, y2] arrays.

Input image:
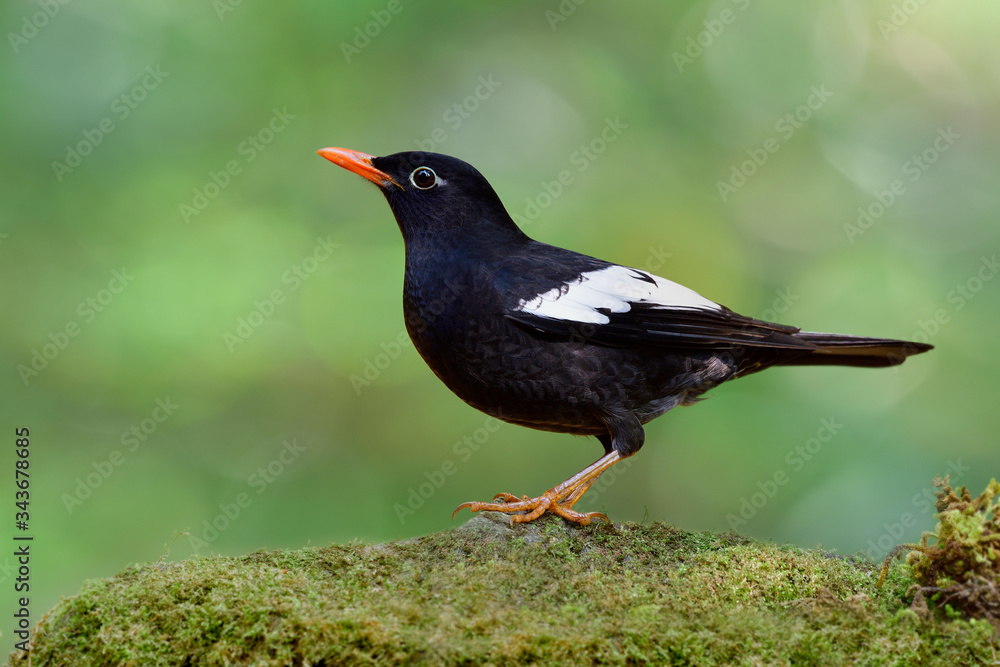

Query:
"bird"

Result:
[[316, 147, 932, 526]]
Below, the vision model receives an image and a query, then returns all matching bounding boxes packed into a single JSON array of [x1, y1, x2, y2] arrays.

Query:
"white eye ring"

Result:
[[409, 167, 438, 190]]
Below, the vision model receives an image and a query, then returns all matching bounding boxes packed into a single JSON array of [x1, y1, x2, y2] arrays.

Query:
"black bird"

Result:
[[317, 147, 932, 525]]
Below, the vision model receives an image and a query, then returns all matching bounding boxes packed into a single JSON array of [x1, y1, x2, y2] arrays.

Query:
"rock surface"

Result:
[[8, 513, 996, 666]]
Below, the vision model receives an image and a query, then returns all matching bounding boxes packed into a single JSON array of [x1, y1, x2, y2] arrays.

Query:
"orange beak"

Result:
[[316, 147, 402, 189]]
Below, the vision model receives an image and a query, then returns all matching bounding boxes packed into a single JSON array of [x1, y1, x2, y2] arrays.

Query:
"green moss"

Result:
[[882, 477, 1000, 628], [11, 514, 997, 666]]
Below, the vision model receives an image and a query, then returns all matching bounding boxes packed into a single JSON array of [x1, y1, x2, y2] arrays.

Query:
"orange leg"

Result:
[[452, 450, 623, 525]]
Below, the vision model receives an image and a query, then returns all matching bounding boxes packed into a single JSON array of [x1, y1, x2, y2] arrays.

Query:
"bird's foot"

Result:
[[452, 451, 624, 526], [452, 490, 609, 526]]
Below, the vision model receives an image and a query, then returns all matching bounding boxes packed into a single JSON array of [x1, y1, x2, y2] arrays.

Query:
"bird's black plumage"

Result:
[[318, 147, 932, 523]]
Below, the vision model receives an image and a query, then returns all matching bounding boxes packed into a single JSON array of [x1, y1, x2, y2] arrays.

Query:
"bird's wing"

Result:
[[504, 264, 819, 350]]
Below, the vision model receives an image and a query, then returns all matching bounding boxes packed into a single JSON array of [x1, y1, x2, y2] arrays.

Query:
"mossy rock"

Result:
[[9, 513, 996, 666]]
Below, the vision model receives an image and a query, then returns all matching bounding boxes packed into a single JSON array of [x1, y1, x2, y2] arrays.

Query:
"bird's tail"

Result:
[[778, 332, 933, 368]]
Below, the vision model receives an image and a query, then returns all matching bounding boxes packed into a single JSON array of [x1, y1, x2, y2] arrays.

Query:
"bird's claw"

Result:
[[491, 492, 525, 503], [451, 451, 622, 525], [452, 490, 610, 526]]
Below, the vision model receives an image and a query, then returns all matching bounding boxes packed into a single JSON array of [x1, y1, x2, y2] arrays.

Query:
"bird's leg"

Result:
[[452, 450, 623, 525], [560, 473, 602, 509]]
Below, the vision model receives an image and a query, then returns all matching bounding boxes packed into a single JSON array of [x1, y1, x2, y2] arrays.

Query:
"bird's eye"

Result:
[[409, 167, 438, 190]]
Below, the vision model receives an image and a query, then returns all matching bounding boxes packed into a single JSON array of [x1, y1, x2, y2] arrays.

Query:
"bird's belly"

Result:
[[404, 306, 733, 435]]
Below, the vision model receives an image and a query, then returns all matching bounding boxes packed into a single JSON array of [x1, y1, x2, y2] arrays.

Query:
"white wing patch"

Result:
[[516, 265, 721, 325]]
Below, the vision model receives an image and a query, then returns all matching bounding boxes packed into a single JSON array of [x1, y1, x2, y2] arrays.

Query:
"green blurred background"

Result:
[[2, 0, 998, 647]]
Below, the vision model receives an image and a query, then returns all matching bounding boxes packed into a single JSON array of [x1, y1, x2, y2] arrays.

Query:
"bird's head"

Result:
[[317, 148, 526, 245]]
